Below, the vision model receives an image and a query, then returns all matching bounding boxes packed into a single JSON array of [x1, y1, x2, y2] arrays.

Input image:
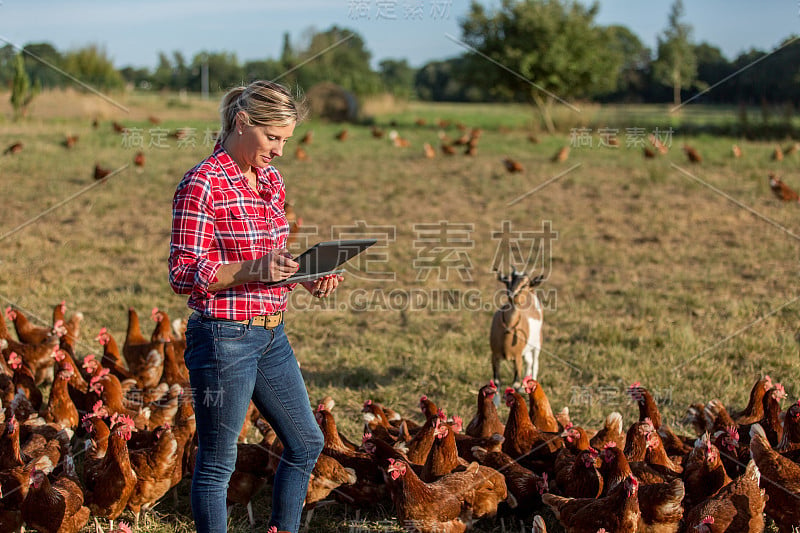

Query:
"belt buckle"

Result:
[[253, 312, 282, 329]]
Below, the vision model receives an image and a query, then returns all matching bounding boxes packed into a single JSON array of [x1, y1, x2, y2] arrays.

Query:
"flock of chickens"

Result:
[[0, 300, 799, 533]]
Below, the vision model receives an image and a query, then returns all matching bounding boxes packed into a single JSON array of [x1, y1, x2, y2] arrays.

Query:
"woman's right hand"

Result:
[[252, 248, 299, 282]]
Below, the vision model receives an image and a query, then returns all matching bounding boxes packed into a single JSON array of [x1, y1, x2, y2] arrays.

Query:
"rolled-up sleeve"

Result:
[[169, 173, 220, 299]]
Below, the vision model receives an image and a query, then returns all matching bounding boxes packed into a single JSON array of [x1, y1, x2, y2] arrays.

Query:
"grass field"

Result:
[[1, 88, 798, 532]]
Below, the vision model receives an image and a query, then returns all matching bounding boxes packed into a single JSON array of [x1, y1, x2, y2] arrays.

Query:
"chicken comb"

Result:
[[82, 353, 97, 370], [725, 425, 739, 442], [52, 348, 66, 362], [92, 400, 107, 416], [151, 307, 160, 321], [603, 441, 617, 450], [504, 386, 515, 395], [95, 327, 108, 344], [363, 399, 373, 407], [115, 522, 133, 533], [8, 351, 21, 369], [4, 306, 13, 320], [362, 432, 372, 443], [488, 379, 496, 388], [316, 403, 327, 413], [701, 516, 714, 525]]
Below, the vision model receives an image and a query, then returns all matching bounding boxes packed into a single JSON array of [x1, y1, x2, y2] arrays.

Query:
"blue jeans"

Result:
[[185, 315, 324, 533]]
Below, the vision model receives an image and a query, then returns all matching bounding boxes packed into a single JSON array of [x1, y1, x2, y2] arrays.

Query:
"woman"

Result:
[[169, 80, 339, 533]]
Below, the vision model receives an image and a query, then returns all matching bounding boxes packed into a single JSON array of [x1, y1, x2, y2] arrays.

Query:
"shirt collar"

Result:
[[212, 141, 278, 194]]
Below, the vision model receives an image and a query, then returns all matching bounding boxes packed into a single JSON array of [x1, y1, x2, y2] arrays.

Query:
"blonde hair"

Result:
[[218, 80, 307, 142]]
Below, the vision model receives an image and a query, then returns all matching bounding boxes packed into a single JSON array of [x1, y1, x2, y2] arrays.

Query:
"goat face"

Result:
[[498, 270, 544, 307]]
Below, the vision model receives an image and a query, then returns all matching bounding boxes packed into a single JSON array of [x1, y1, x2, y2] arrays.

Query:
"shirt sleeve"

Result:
[[169, 171, 220, 299]]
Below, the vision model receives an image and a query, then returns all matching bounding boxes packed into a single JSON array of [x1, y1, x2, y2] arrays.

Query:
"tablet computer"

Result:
[[266, 238, 377, 287]]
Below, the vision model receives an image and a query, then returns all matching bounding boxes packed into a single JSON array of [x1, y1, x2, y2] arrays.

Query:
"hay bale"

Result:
[[305, 82, 358, 123]]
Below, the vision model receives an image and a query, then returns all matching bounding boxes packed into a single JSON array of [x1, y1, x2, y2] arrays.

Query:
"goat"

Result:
[[490, 269, 544, 393]]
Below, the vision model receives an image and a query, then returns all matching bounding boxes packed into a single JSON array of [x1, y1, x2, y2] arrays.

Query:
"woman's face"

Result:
[[237, 118, 296, 169]]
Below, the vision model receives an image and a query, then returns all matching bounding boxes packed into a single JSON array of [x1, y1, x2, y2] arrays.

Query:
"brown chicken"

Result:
[[127, 424, 179, 527], [21, 469, 91, 533], [749, 423, 800, 532], [112, 121, 126, 133], [683, 459, 766, 533], [683, 144, 702, 163], [335, 129, 348, 141], [769, 172, 800, 202], [41, 366, 79, 432], [3, 142, 23, 155], [471, 444, 547, 512], [776, 399, 800, 460], [421, 417, 462, 482], [523, 376, 560, 432], [731, 144, 742, 158], [94, 164, 112, 180], [589, 411, 626, 451], [384, 457, 470, 533], [133, 150, 145, 168], [502, 388, 562, 469], [628, 382, 692, 457], [83, 414, 138, 530], [226, 434, 276, 527], [422, 142, 436, 159], [306, 453, 357, 508], [772, 145, 784, 161], [1, 324, 61, 386], [503, 157, 524, 173], [551, 146, 570, 163], [543, 475, 640, 533], [294, 145, 309, 161], [682, 433, 732, 510], [300, 130, 313, 144], [465, 380, 505, 439], [5, 306, 58, 345], [554, 447, 603, 499]]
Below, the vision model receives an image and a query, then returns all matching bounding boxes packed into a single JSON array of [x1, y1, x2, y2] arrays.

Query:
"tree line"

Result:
[[1, 0, 798, 116]]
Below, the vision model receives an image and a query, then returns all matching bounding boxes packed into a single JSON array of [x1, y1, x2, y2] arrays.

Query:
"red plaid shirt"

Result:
[[169, 142, 293, 320]]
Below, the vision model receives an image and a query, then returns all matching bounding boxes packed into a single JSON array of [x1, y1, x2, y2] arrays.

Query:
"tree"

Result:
[[292, 26, 381, 96], [602, 25, 651, 102], [10, 52, 38, 119], [460, 0, 621, 133], [22, 43, 64, 89], [62, 44, 124, 90], [378, 59, 416, 99], [652, 0, 697, 106]]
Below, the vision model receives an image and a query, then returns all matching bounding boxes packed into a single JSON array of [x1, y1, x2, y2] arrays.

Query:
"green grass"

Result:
[[1, 90, 797, 532]]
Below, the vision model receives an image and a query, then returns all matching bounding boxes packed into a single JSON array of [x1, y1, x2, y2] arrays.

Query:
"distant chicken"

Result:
[[390, 130, 411, 148], [772, 145, 784, 161], [300, 130, 313, 145], [3, 142, 23, 155], [643, 146, 657, 159], [284, 200, 303, 247], [440, 143, 457, 156], [503, 157, 524, 173], [335, 129, 348, 141], [731, 144, 742, 158], [784, 142, 800, 157], [147, 115, 161, 125], [768, 172, 800, 202], [551, 146, 570, 163], [133, 151, 145, 168], [112, 121, 127, 134], [683, 144, 702, 163], [294, 145, 309, 161], [63, 135, 79, 149], [94, 164, 112, 180], [423, 142, 436, 159], [371, 125, 384, 138]]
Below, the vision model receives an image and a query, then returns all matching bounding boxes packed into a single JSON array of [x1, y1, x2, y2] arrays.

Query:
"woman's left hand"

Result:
[[304, 273, 343, 298]]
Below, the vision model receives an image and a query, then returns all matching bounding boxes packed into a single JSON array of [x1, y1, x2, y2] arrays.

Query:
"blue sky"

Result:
[[1, 1, 798, 70]]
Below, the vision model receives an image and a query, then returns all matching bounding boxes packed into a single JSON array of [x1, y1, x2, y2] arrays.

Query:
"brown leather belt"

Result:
[[238, 312, 283, 329], [195, 311, 283, 329]]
